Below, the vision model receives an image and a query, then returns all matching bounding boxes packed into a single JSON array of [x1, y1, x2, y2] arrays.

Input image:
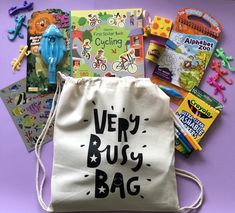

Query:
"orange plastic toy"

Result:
[[151, 16, 173, 38]]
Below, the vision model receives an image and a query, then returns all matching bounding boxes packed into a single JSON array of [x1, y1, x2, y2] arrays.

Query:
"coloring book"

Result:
[[153, 8, 222, 92], [0, 79, 54, 152], [70, 8, 145, 78]]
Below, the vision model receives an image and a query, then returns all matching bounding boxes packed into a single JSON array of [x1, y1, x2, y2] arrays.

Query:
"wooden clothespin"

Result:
[[11, 45, 31, 72]]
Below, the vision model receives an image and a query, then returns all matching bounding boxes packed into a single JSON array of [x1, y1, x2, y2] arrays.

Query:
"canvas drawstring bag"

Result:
[[35, 72, 203, 212]]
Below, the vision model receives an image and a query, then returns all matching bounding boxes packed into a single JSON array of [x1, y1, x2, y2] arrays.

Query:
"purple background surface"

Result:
[[0, 0, 235, 212]]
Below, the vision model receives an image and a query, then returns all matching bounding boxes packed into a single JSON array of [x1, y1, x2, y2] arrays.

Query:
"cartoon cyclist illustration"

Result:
[[93, 49, 107, 71], [108, 12, 126, 28], [112, 48, 137, 73], [82, 39, 91, 59], [88, 14, 101, 26], [120, 48, 136, 66]]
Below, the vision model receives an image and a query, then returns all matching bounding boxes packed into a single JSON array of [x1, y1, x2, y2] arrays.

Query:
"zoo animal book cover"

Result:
[[70, 9, 145, 78]]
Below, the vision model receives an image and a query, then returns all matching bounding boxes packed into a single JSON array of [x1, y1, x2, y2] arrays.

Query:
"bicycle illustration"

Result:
[[92, 59, 107, 71], [88, 14, 101, 27], [108, 17, 125, 28], [82, 47, 91, 60], [112, 54, 137, 73]]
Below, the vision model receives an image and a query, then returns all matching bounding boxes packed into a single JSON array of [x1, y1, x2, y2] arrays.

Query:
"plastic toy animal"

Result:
[[11, 45, 31, 71], [39, 25, 66, 84], [8, 1, 34, 16], [210, 59, 233, 85], [8, 15, 28, 41], [215, 48, 234, 72], [207, 76, 226, 103]]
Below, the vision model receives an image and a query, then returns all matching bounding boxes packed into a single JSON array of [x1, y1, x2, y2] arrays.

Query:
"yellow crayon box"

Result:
[[176, 87, 223, 147]]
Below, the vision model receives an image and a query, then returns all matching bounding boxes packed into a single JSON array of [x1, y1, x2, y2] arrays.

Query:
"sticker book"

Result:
[[152, 8, 222, 92], [26, 9, 70, 93], [0, 79, 54, 152], [70, 8, 145, 78]]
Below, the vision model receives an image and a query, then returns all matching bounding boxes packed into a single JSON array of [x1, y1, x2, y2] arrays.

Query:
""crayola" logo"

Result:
[[188, 99, 212, 118]]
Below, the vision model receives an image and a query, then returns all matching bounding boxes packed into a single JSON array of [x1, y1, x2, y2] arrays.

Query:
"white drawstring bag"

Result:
[[35, 73, 203, 212]]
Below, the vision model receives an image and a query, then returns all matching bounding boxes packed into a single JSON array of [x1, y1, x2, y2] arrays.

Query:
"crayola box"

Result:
[[175, 86, 223, 154]]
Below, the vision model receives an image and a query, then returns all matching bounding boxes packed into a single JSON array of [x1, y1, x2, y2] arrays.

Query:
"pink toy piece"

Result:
[[207, 76, 226, 103], [210, 59, 233, 85]]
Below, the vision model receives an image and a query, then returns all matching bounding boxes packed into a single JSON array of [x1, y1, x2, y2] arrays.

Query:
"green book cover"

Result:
[[70, 8, 145, 78]]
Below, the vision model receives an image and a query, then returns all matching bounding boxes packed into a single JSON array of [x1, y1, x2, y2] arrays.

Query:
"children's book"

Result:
[[152, 8, 222, 92], [27, 9, 70, 93], [0, 79, 54, 152], [70, 8, 145, 78]]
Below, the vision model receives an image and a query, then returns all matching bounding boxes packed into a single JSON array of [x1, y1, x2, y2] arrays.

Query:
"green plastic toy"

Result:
[[215, 48, 234, 72]]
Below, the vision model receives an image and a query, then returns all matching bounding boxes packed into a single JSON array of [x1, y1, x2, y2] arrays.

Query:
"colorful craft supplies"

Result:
[[175, 87, 223, 155]]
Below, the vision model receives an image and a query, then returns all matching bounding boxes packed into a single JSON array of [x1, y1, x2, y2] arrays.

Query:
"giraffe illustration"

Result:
[[195, 53, 207, 79]]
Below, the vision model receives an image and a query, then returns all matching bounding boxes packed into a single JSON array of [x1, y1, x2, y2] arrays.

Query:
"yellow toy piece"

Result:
[[143, 25, 151, 37], [151, 16, 173, 38], [11, 45, 31, 72]]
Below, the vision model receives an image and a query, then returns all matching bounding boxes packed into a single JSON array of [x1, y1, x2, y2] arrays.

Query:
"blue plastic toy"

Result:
[[39, 25, 66, 84], [8, 15, 28, 41], [8, 1, 34, 16]]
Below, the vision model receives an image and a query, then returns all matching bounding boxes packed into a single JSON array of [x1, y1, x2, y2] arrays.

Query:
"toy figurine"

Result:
[[210, 59, 233, 85], [11, 45, 31, 71], [215, 48, 234, 71], [207, 76, 226, 103], [39, 25, 66, 85], [8, 15, 28, 41], [8, 1, 34, 16], [151, 16, 173, 38]]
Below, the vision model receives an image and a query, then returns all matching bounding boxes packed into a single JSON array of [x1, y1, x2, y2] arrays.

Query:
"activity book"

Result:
[[153, 8, 222, 92], [70, 8, 145, 78]]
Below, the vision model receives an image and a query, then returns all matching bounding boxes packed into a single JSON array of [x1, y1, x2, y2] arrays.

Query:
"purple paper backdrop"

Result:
[[0, 0, 235, 212]]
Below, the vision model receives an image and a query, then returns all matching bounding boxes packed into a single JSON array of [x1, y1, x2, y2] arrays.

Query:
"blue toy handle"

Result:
[[39, 25, 66, 86], [49, 63, 56, 84]]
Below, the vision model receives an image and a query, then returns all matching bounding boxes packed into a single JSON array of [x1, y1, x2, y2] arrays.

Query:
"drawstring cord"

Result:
[[176, 168, 204, 211], [35, 72, 64, 212]]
